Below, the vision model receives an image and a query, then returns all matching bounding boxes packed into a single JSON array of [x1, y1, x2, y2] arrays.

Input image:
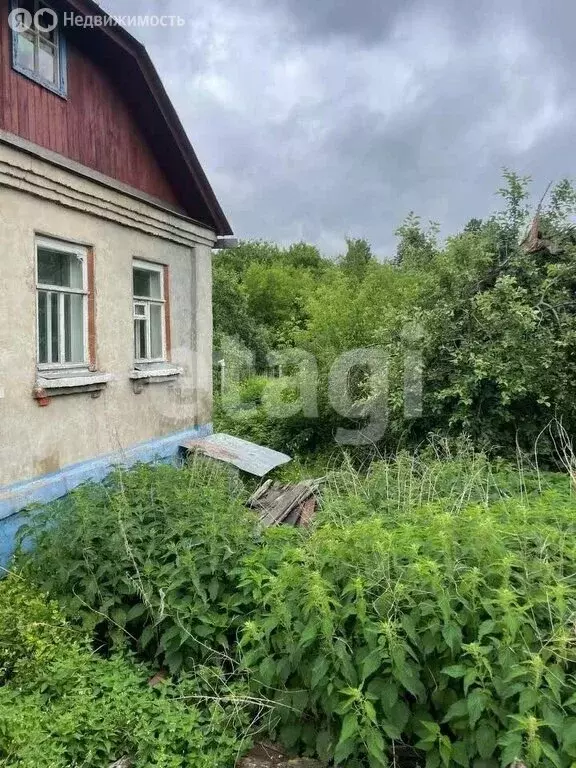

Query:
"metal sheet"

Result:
[[181, 433, 291, 477]]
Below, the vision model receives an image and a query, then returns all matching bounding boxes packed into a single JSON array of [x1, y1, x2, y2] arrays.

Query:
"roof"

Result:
[[50, 0, 233, 236]]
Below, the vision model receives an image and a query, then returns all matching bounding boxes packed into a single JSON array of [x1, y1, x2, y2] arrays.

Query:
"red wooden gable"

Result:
[[0, 0, 232, 234]]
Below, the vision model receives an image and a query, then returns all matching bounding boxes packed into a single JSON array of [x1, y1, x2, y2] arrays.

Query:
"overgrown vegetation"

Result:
[[0, 574, 250, 767], [239, 457, 576, 767], [10, 445, 576, 767], [214, 172, 576, 460], [17, 461, 259, 671]]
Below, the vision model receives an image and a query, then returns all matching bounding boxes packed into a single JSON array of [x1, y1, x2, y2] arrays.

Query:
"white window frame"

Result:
[[36, 236, 89, 371], [133, 259, 167, 364]]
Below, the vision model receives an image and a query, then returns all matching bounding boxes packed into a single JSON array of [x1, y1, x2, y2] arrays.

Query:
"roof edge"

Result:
[[58, 0, 233, 236]]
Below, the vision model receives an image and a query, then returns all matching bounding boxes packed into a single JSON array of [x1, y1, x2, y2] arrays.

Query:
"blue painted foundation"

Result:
[[0, 424, 212, 565]]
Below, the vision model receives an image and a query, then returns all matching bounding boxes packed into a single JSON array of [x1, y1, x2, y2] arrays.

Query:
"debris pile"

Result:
[[247, 480, 320, 528]]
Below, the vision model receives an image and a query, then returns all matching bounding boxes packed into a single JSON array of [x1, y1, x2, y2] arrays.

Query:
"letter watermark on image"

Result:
[[8, 8, 187, 32], [212, 328, 425, 448]]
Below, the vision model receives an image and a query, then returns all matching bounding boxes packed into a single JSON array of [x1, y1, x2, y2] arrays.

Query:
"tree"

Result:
[[340, 237, 375, 279], [213, 174, 576, 460], [394, 213, 438, 268]]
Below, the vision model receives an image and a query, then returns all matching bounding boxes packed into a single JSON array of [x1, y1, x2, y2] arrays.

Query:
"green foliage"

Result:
[[16, 461, 259, 672], [0, 576, 248, 768], [496, 169, 531, 241], [15, 452, 576, 768], [395, 212, 439, 267], [0, 574, 76, 684], [237, 460, 576, 767], [340, 237, 376, 279], [213, 264, 269, 368], [214, 174, 576, 461], [243, 262, 314, 346], [215, 373, 324, 454], [213, 240, 332, 365]]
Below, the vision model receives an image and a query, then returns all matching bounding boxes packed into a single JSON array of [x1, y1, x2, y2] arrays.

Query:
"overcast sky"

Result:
[[101, 0, 576, 257]]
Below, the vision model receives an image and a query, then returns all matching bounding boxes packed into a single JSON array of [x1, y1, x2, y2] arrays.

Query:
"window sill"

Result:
[[35, 370, 112, 400], [130, 364, 183, 381], [130, 365, 182, 393]]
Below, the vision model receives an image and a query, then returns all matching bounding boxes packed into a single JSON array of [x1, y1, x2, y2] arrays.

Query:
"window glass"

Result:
[[16, 32, 35, 71], [36, 240, 87, 367], [150, 304, 163, 359], [133, 267, 162, 299], [38, 248, 83, 289], [38, 39, 57, 84], [133, 263, 166, 361], [134, 318, 146, 360], [12, 0, 65, 94], [50, 291, 59, 362], [36, 4, 57, 41], [64, 293, 84, 363], [38, 291, 48, 364]]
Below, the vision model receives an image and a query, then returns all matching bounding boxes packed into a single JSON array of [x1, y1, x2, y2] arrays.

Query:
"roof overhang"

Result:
[[47, 0, 233, 236]]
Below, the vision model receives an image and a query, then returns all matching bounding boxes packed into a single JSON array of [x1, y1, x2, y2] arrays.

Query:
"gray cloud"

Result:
[[101, 0, 576, 257], [264, 0, 409, 44], [272, 0, 498, 45]]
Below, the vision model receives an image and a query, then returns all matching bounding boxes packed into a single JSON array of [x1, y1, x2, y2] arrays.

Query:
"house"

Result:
[[0, 0, 233, 550]]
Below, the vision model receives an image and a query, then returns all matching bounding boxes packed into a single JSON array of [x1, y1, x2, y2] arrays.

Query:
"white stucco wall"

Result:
[[0, 136, 214, 488]]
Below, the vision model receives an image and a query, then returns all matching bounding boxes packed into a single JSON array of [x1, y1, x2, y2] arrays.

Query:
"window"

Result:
[[133, 261, 167, 363], [36, 238, 88, 368], [11, 0, 67, 97]]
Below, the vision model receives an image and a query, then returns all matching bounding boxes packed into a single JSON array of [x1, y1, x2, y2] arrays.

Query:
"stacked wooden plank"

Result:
[[239, 742, 326, 767], [247, 480, 321, 528]]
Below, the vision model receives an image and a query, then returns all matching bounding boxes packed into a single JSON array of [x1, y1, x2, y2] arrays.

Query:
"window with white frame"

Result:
[[133, 260, 166, 362], [36, 238, 88, 368]]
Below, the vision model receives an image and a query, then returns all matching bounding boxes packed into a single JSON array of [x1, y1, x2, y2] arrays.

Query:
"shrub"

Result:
[[215, 387, 321, 454], [0, 573, 75, 684], [0, 576, 249, 768], [15, 456, 576, 767], [214, 176, 576, 461]]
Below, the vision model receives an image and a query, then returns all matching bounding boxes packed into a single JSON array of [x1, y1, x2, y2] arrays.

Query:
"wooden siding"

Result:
[[0, 0, 182, 210]]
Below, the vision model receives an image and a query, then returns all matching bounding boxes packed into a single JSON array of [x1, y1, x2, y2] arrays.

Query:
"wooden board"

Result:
[[248, 481, 319, 528]]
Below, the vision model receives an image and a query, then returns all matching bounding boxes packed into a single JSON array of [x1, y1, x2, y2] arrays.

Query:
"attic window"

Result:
[[10, 0, 67, 97]]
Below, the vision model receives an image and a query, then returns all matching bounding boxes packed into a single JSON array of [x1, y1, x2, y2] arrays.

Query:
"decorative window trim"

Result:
[[10, 0, 68, 98], [133, 259, 171, 365], [36, 236, 89, 371], [34, 237, 107, 401]]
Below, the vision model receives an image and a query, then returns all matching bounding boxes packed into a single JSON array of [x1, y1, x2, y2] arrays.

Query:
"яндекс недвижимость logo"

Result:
[[8, 6, 58, 34]]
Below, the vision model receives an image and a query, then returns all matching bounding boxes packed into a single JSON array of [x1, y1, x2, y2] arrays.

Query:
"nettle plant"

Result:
[[17, 460, 260, 672], [238, 480, 576, 768]]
